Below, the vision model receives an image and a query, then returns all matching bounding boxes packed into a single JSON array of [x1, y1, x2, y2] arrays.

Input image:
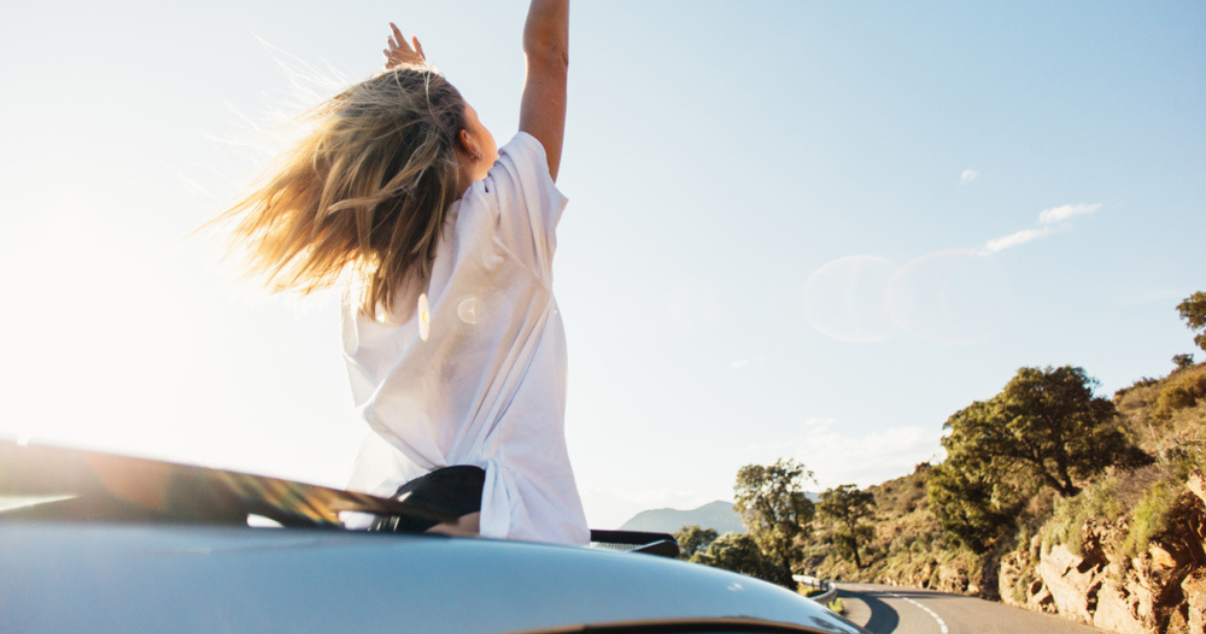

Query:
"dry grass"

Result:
[[1118, 364, 1206, 462], [1154, 365, 1206, 420]]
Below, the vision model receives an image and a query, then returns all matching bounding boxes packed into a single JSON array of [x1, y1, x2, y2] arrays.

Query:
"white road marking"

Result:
[[890, 593, 949, 634]]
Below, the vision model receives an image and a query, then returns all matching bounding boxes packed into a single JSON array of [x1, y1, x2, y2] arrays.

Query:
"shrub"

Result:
[[1123, 479, 1182, 557], [1115, 377, 1160, 404], [692, 532, 795, 588], [1173, 354, 1195, 371], [1154, 365, 1206, 420], [673, 525, 718, 561], [1040, 479, 1125, 556]]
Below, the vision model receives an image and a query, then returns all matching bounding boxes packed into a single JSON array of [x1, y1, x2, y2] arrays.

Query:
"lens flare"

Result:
[[457, 296, 482, 324], [802, 256, 898, 343], [417, 293, 430, 341], [885, 249, 1012, 345], [804, 251, 1013, 345]]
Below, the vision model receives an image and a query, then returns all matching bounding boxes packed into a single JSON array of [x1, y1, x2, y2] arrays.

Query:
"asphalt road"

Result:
[[837, 583, 1112, 634]]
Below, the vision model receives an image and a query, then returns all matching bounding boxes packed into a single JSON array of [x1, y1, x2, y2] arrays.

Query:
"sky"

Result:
[[1, 0, 1203, 529]]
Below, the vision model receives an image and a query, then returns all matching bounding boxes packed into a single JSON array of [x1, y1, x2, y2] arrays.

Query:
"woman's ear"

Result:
[[458, 129, 481, 159]]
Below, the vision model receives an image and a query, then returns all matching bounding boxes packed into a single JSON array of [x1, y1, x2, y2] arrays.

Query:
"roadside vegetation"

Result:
[[673, 292, 1206, 631]]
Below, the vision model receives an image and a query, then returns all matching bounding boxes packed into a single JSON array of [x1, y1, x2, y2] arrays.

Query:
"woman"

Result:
[[218, 0, 587, 544]]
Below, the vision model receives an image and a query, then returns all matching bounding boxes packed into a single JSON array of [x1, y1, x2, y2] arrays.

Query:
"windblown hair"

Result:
[[218, 66, 467, 316]]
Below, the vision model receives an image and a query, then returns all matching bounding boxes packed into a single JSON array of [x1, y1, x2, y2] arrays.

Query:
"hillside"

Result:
[[620, 500, 745, 535], [801, 362, 1206, 634]]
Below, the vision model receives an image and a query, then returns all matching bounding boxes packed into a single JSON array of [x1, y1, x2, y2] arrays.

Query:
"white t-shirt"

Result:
[[341, 132, 589, 545]]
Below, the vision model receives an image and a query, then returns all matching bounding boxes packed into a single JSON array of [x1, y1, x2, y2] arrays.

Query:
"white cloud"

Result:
[[960, 169, 978, 184], [977, 202, 1102, 255], [979, 226, 1056, 254], [744, 423, 943, 490], [1038, 202, 1101, 225]]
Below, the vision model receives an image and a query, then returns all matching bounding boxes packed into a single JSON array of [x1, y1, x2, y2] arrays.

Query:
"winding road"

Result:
[[837, 583, 1112, 634]]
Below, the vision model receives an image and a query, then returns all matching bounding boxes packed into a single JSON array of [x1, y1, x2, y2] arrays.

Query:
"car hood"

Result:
[[0, 522, 865, 634]]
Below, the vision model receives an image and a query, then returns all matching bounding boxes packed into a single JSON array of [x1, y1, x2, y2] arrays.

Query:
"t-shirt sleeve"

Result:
[[481, 132, 568, 280]]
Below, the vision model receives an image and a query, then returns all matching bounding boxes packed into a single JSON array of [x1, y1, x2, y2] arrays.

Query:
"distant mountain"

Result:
[[618, 500, 746, 535]]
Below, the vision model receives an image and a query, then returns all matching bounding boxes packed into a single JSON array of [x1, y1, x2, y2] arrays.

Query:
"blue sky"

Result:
[[1, 0, 1203, 528]]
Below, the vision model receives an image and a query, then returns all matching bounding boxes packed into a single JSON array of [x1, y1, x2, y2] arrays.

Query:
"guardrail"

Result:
[[792, 574, 837, 605]]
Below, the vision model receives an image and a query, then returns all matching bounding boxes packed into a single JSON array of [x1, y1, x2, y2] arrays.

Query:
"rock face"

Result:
[[1182, 574, 1206, 634], [999, 479, 1206, 634], [1038, 543, 1102, 623]]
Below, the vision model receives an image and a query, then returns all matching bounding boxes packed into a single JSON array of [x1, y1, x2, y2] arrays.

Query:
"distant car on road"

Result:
[[0, 441, 868, 634]]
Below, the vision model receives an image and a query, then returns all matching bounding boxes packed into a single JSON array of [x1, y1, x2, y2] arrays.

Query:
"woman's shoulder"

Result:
[[458, 132, 563, 221], [490, 132, 556, 188], [453, 131, 566, 281]]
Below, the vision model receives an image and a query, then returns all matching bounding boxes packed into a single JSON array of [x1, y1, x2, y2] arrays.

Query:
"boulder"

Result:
[[1187, 471, 1205, 507], [1032, 583, 1057, 614], [1183, 573, 1206, 634], [1149, 543, 1183, 570], [1092, 579, 1148, 634], [1130, 557, 1165, 630], [1037, 544, 1104, 624]]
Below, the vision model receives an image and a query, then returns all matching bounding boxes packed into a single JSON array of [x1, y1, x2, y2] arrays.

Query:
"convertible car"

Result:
[[0, 441, 868, 634]]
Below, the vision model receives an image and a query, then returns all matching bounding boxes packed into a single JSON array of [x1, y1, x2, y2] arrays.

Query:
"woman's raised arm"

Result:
[[519, 0, 569, 181]]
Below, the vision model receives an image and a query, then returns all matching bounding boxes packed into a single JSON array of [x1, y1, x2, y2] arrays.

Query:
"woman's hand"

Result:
[[383, 22, 426, 69]]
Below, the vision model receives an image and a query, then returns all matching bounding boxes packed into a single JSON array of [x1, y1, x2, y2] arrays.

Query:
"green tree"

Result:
[[816, 484, 876, 568], [1178, 292, 1206, 354], [733, 459, 815, 580], [941, 366, 1126, 499], [927, 457, 1013, 552], [673, 524, 718, 561], [1173, 353, 1195, 371], [692, 532, 795, 588]]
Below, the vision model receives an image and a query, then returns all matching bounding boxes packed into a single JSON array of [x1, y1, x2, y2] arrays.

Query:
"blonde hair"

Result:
[[217, 66, 467, 316]]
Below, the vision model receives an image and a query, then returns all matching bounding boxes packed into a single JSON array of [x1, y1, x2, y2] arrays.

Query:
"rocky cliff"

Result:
[[999, 472, 1206, 634]]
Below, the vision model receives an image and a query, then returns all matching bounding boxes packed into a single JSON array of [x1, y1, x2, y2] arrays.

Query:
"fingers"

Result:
[[390, 23, 410, 51], [384, 22, 425, 68]]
